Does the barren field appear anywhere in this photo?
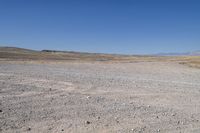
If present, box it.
[1,60,200,133]
[0,47,200,133]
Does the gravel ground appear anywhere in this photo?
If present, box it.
[0,61,200,133]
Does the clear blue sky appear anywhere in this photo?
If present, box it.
[0,0,200,54]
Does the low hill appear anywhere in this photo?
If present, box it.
[0,47,37,53]
[0,47,200,68]
[0,47,138,61]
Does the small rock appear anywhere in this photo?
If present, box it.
[87,96,91,99]
[61,129,64,131]
[162,113,165,116]
[147,105,150,108]
[0,110,2,113]
[27,128,31,131]
[86,121,91,124]
[157,129,160,132]
[156,116,159,119]
[97,116,100,120]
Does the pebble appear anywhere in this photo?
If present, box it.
[114,117,118,120]
[122,103,126,106]
[86,121,91,124]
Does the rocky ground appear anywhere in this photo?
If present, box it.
[0,61,200,133]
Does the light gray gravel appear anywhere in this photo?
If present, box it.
[0,61,200,133]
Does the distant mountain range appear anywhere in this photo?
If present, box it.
[155,51,200,56]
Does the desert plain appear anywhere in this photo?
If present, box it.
[0,47,200,133]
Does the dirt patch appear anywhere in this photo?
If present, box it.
[0,61,200,132]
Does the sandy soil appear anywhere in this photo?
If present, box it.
[1,61,200,133]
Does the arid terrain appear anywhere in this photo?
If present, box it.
[0,47,200,133]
